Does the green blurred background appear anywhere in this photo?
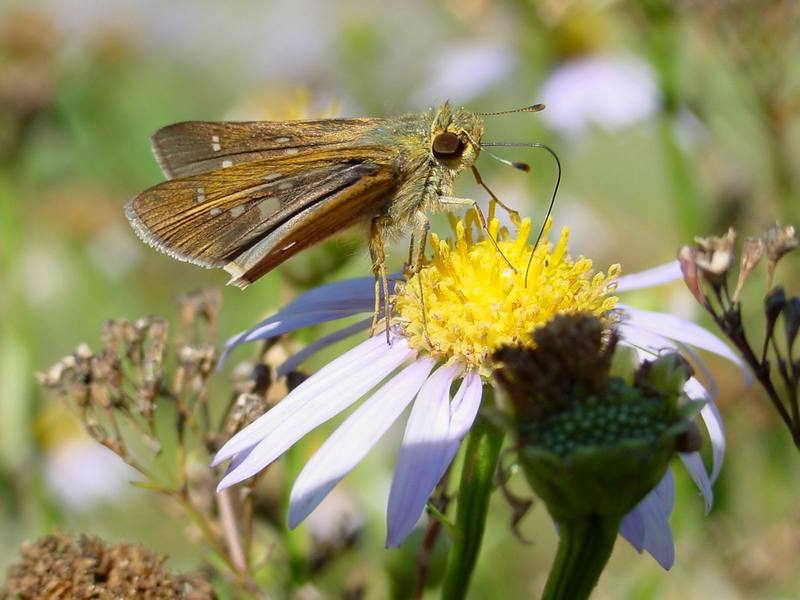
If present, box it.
[1,0,799,598]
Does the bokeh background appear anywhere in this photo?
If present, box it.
[1,0,799,598]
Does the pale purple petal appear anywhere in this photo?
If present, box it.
[219,311,365,366]
[620,470,674,561]
[218,276,399,365]
[620,508,645,552]
[288,357,436,528]
[621,306,743,368]
[214,335,412,483]
[615,261,682,292]
[280,276,384,315]
[441,371,483,468]
[653,469,676,515]
[386,363,463,547]
[277,318,372,377]
[630,474,676,570]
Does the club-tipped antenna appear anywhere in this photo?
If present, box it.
[476,103,546,117]
[480,142,562,287]
[482,148,531,172]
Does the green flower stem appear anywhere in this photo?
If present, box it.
[441,414,504,600]
[541,514,620,600]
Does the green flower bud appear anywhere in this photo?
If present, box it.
[493,313,704,600]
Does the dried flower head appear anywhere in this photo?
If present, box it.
[0,533,212,599]
[765,222,798,288]
[492,313,617,421]
[693,227,737,285]
[730,237,765,302]
[680,223,800,449]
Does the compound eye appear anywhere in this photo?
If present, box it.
[432,132,463,157]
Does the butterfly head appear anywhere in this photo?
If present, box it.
[430,102,483,172]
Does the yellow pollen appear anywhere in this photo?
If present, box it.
[394,211,620,374]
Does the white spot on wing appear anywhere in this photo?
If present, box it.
[229,205,246,218]
[275,137,291,143]
[258,197,281,218]
[195,187,206,203]
[283,148,299,155]
[222,159,233,168]
[210,207,222,216]
[211,135,221,152]
[278,182,293,191]
[281,241,297,252]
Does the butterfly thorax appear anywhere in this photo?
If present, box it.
[362,102,484,238]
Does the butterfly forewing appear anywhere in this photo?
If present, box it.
[151,119,385,178]
[126,145,401,280]
[225,163,399,287]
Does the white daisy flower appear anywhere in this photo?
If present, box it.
[212,214,742,568]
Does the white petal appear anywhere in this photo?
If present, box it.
[679,343,719,398]
[218,342,413,490]
[618,323,676,357]
[223,445,255,479]
[679,452,713,514]
[684,376,725,484]
[277,318,372,377]
[441,371,483,468]
[288,357,436,528]
[621,305,743,368]
[214,335,412,484]
[386,363,463,547]
[615,261,682,292]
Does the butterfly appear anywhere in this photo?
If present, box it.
[125,101,552,332]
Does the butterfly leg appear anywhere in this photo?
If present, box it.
[409,210,432,345]
[439,196,518,273]
[471,166,521,226]
[369,218,392,345]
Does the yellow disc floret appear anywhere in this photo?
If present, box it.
[394,211,620,373]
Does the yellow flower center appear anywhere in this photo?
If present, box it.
[394,211,620,374]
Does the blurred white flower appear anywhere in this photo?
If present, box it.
[45,439,136,510]
[540,54,660,138]
[20,243,70,306]
[85,224,141,281]
[411,41,517,107]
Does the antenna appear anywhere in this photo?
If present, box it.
[476,103,546,117]
[480,142,562,287]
